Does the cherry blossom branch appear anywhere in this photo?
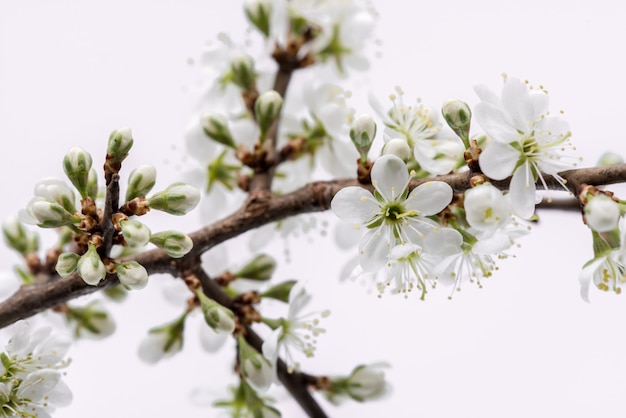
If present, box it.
[193,267,329,418]
[0,164,624,328]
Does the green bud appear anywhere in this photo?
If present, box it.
[55,252,80,277]
[259,279,297,303]
[120,219,151,247]
[126,164,157,201]
[107,127,134,162]
[235,254,276,281]
[196,288,236,334]
[34,178,77,214]
[350,114,377,162]
[115,261,148,290]
[244,0,272,37]
[2,216,38,255]
[22,198,80,228]
[86,168,99,200]
[63,146,93,198]
[230,53,257,91]
[148,182,200,216]
[442,99,472,146]
[66,300,116,340]
[76,243,106,285]
[150,230,193,258]
[597,151,624,167]
[238,335,273,393]
[138,313,187,364]
[255,90,283,142]
[382,138,411,162]
[202,113,237,149]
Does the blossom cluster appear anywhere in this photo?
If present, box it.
[0,322,72,417]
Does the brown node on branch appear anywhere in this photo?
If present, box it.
[280,137,306,161]
[357,159,373,184]
[24,252,42,275]
[44,247,62,275]
[119,197,150,217]
[103,154,123,184]
[242,87,260,115]
[464,139,482,173]
[214,271,237,287]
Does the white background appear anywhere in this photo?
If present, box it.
[1,1,626,417]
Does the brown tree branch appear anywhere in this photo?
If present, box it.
[193,267,329,418]
[0,164,625,329]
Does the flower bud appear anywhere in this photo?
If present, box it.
[324,363,390,404]
[76,243,106,285]
[107,127,134,162]
[597,151,624,167]
[201,113,237,149]
[230,53,257,91]
[196,289,236,334]
[236,254,276,281]
[148,182,200,215]
[63,146,93,198]
[125,164,157,201]
[585,194,620,232]
[86,168,99,200]
[150,230,193,258]
[464,183,509,232]
[55,252,80,277]
[120,219,151,247]
[20,198,80,228]
[259,280,297,303]
[2,216,38,255]
[244,0,272,37]
[138,313,186,364]
[66,300,116,340]
[238,335,273,393]
[350,114,377,162]
[255,90,283,141]
[34,178,77,214]
[442,99,472,144]
[382,138,411,161]
[115,261,148,290]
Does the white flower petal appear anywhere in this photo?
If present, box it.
[359,228,390,272]
[371,155,408,202]
[509,164,537,219]
[331,187,378,224]
[479,141,520,180]
[405,181,452,216]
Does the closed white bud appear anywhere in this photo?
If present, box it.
[230,53,257,91]
[350,114,377,161]
[150,230,193,258]
[120,219,151,247]
[148,182,200,215]
[255,90,283,139]
[346,363,389,401]
[382,138,411,161]
[115,261,149,290]
[21,198,79,228]
[55,252,80,277]
[585,194,621,232]
[464,183,510,232]
[597,151,624,167]
[34,178,77,213]
[201,113,237,149]
[125,164,157,201]
[76,244,106,285]
[197,289,235,334]
[244,0,272,37]
[238,336,273,393]
[107,127,134,161]
[63,147,93,198]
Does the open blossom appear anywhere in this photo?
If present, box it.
[0,321,72,417]
[331,154,453,271]
[474,76,580,218]
[262,283,329,375]
[369,88,464,175]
